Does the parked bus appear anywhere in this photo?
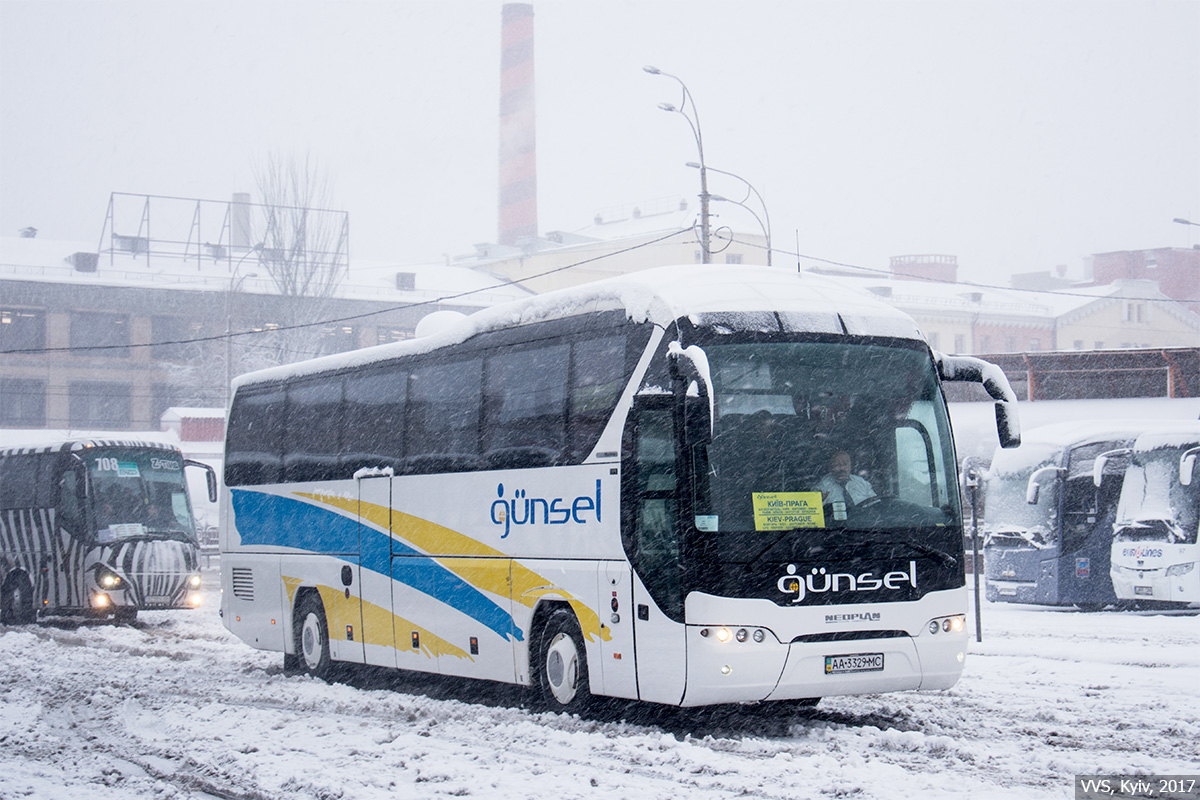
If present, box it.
[981,422,1152,608]
[220,265,1019,709]
[0,438,217,623]
[1109,424,1200,606]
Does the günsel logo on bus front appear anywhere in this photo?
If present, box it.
[776,561,918,604]
[490,480,602,539]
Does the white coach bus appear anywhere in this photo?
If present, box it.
[220,265,1020,710]
[0,438,216,623]
[1109,423,1200,606]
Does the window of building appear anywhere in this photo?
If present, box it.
[1073,340,1084,350]
[1094,341,1105,349]
[1,308,46,353]
[979,335,992,352]
[1004,337,1016,352]
[151,315,201,361]
[1030,339,1041,351]
[69,381,132,428]
[927,332,939,349]
[70,312,131,358]
[953,334,966,353]
[0,378,46,426]
[724,253,743,265]
[319,324,358,355]
[376,327,412,345]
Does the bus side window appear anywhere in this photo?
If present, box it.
[633,405,681,618]
[57,467,85,535]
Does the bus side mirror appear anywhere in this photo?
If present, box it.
[668,341,714,442]
[186,459,219,503]
[934,352,1021,449]
[1181,448,1199,487]
[1025,466,1063,505]
[1093,448,1131,488]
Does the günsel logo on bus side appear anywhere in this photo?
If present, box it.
[776,561,918,604]
[490,480,602,539]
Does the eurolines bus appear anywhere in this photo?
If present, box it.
[982,421,1154,608]
[0,438,217,623]
[220,265,1020,710]
[1109,423,1200,607]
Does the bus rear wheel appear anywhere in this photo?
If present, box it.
[295,593,332,681]
[1,574,36,625]
[537,608,591,713]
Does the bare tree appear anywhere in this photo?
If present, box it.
[250,152,350,365]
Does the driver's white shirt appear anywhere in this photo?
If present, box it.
[816,474,876,506]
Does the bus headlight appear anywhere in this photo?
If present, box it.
[188,574,202,589]
[93,592,111,608]
[1166,562,1195,577]
[715,627,732,643]
[928,615,965,635]
[98,571,122,589]
[188,593,203,607]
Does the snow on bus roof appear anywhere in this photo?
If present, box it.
[987,419,1200,476]
[234,265,923,389]
[0,436,182,457]
[1131,422,1200,452]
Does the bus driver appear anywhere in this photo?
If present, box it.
[817,450,876,507]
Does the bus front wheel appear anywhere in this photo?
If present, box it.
[537,608,591,713]
[1,574,36,625]
[295,593,332,681]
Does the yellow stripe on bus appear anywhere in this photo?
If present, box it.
[282,575,472,661]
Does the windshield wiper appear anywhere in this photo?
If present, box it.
[892,539,957,569]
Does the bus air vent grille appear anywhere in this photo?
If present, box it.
[231,567,254,601]
[790,630,907,644]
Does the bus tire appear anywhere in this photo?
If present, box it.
[537,608,591,713]
[295,593,332,681]
[1,573,36,625]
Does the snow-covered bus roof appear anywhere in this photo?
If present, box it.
[1130,422,1200,454]
[987,419,1200,477]
[0,437,184,458]
[234,264,925,389]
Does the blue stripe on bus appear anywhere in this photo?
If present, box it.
[230,489,522,641]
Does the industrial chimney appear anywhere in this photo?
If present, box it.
[498,3,537,247]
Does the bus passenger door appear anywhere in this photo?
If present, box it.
[357,475,396,667]
[627,402,687,706]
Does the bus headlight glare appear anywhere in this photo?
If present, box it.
[715,627,732,643]
[188,574,202,588]
[188,593,202,607]
[93,593,110,608]
[99,572,121,589]
[950,616,965,632]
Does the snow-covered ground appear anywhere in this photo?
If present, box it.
[2,565,1196,800]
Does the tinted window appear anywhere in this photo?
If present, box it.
[283,378,343,482]
[484,344,568,468]
[571,335,626,460]
[408,359,482,471]
[342,368,406,472]
[225,386,285,485]
[70,311,131,358]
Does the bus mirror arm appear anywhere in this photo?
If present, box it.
[934,352,1021,449]
[1093,448,1131,488]
[185,460,219,503]
[1025,466,1064,505]
[668,341,715,440]
[1180,447,1200,487]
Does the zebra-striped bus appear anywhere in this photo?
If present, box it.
[0,438,217,623]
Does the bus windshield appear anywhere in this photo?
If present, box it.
[87,448,198,543]
[982,443,1064,548]
[691,340,960,561]
[1115,445,1200,545]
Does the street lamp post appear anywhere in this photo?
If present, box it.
[644,65,711,263]
[689,162,772,266]
[225,246,261,409]
[1173,217,1200,227]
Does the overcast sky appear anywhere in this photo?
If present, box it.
[2,0,1197,284]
